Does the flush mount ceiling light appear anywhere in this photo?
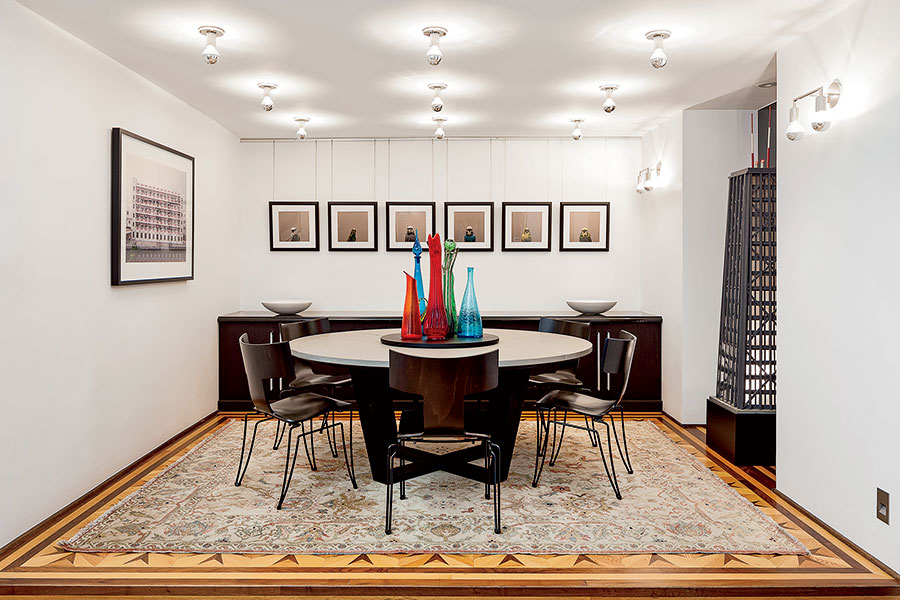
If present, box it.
[645,30,671,69]
[428,83,447,112]
[785,78,842,141]
[599,84,619,113]
[432,116,447,139]
[294,117,310,139]
[198,26,224,65]
[257,83,277,111]
[423,26,448,66]
[570,118,584,140]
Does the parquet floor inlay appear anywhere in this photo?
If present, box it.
[0,412,896,598]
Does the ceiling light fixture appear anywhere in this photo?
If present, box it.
[785,78,842,141]
[257,83,277,111]
[198,26,224,65]
[757,81,777,89]
[570,118,584,140]
[645,30,671,69]
[428,83,447,112]
[423,26,447,66]
[635,172,646,194]
[600,84,619,113]
[294,117,309,139]
[432,116,447,140]
[785,103,804,141]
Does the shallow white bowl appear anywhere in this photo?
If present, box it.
[261,300,312,315]
[566,300,617,315]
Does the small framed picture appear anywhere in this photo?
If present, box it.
[269,202,319,251]
[445,202,494,251]
[501,202,552,251]
[560,202,610,251]
[328,202,378,251]
[385,202,435,251]
[111,128,195,286]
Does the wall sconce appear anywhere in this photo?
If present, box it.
[635,162,663,194]
[785,79,842,141]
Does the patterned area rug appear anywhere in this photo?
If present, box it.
[60,420,806,555]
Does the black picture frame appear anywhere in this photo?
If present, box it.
[559,202,611,252]
[385,201,436,252]
[327,201,378,251]
[444,202,494,252]
[111,127,195,286]
[501,202,552,252]
[269,201,320,251]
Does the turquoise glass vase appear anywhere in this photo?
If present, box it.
[412,231,427,318]
[457,266,483,338]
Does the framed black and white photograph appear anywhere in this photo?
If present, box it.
[445,202,494,251]
[501,202,551,251]
[111,128,194,285]
[327,202,378,251]
[269,202,319,251]
[385,202,435,251]
[560,202,610,251]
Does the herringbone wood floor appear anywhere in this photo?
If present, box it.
[0,412,896,599]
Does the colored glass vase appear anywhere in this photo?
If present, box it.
[457,266,483,338]
[422,233,450,340]
[442,238,459,337]
[412,230,427,318]
[401,272,422,339]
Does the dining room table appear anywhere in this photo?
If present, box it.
[289,327,592,486]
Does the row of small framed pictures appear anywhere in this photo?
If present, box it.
[269,201,610,252]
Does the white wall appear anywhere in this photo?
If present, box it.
[0,0,242,547]
[777,0,899,572]
[239,138,643,313]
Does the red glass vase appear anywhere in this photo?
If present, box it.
[422,233,450,340]
[401,272,422,340]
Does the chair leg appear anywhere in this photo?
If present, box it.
[549,410,568,466]
[322,411,338,458]
[348,411,355,481]
[299,420,317,471]
[399,439,407,500]
[385,443,398,534]
[336,421,358,489]
[591,419,622,500]
[235,416,268,487]
[277,425,302,509]
[585,415,598,447]
[490,442,501,534]
[484,439,490,499]
[610,406,633,474]
[273,419,288,450]
[532,409,552,487]
[535,408,544,457]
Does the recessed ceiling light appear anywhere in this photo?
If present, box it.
[757,81,777,88]
[257,83,277,111]
[645,30,671,69]
[198,26,224,65]
[600,84,619,113]
[428,83,447,112]
[423,26,448,66]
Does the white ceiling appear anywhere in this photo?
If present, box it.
[18,0,854,138]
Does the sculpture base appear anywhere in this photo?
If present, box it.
[380,332,499,349]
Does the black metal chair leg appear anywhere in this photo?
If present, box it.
[385,444,397,534]
[336,422,358,489]
[309,418,317,471]
[532,409,552,487]
[549,410,568,466]
[484,440,490,499]
[610,406,633,474]
[348,411,355,480]
[322,412,338,458]
[585,415,598,447]
[273,419,288,450]
[399,439,407,500]
[490,443,501,534]
[277,426,301,509]
[235,416,267,486]
[298,420,316,471]
[535,409,544,457]
[592,420,622,500]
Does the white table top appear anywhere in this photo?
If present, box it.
[289,328,592,369]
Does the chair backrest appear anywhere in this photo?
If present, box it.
[538,317,590,340]
[599,330,637,405]
[389,350,499,436]
[238,333,296,414]
[280,318,333,342]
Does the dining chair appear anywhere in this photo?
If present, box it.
[385,349,502,534]
[531,331,637,500]
[279,319,353,464]
[236,333,357,510]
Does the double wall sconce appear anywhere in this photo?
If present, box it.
[635,162,663,194]
[785,79,842,141]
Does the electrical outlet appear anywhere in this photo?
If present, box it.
[877,488,889,525]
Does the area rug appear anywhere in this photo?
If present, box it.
[60,420,806,555]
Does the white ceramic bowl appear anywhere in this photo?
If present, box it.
[566,300,617,315]
[261,300,312,315]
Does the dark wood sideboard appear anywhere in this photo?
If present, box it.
[218,310,662,412]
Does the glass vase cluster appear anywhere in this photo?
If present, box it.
[422,233,450,340]
[457,266,483,338]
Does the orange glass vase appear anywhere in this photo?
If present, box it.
[401,272,422,339]
[422,233,450,340]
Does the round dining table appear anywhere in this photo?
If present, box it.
[290,328,592,485]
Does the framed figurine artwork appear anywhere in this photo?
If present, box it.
[501,202,551,251]
[559,202,610,251]
[327,202,378,251]
[111,128,195,285]
[444,202,494,251]
[385,202,435,251]
[269,202,320,251]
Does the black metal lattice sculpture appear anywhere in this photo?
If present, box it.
[714,168,776,410]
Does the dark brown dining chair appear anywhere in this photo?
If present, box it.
[236,333,357,510]
[385,349,501,535]
[532,331,637,500]
[279,319,353,463]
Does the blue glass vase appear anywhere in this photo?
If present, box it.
[412,231,427,319]
[457,266,483,338]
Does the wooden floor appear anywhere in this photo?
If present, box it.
[1,412,896,599]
